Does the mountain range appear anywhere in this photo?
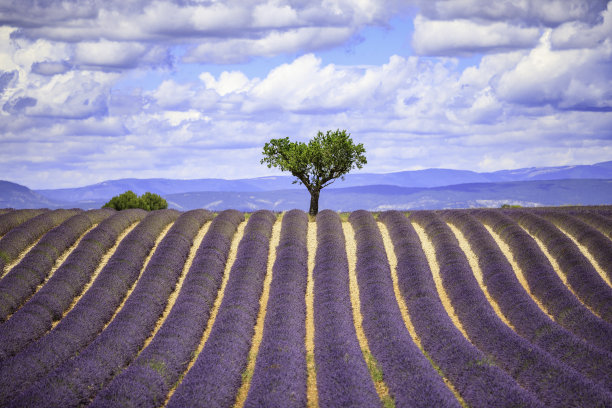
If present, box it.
[1,161,611,211]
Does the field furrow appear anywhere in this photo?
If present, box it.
[166,210,276,408]
[91,210,244,408]
[350,210,463,407]
[541,211,612,286]
[474,209,612,353]
[343,219,394,407]
[312,210,379,408]
[448,210,612,393]
[381,210,541,408]
[0,209,47,239]
[235,213,282,407]
[0,209,179,406]
[8,210,213,407]
[0,209,80,277]
[0,206,609,407]
[305,219,318,408]
[574,211,612,240]
[412,211,612,407]
[510,211,612,323]
[0,209,113,321]
[378,220,467,407]
[243,210,309,408]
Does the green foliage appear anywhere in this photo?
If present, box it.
[261,129,367,215]
[102,190,168,211]
[501,204,522,208]
[139,192,168,211]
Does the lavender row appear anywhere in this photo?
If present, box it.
[379,210,545,408]
[311,210,380,408]
[447,210,612,392]
[0,209,146,360]
[508,210,612,323]
[412,211,612,407]
[0,209,179,406]
[349,210,459,407]
[0,209,81,275]
[539,211,612,283]
[0,209,114,321]
[0,209,46,237]
[167,210,276,408]
[90,209,243,408]
[10,210,213,407]
[474,209,612,354]
[573,211,612,240]
[244,209,309,408]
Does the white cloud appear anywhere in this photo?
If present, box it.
[419,0,608,26]
[412,15,541,56]
[496,30,612,110]
[551,1,612,48]
[199,71,255,96]
[74,41,145,67]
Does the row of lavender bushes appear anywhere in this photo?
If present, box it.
[244,209,309,407]
[446,210,612,393]
[0,209,46,237]
[378,210,542,408]
[412,211,612,407]
[475,209,612,354]
[0,209,146,360]
[508,210,612,323]
[349,210,460,407]
[0,209,81,275]
[0,209,113,321]
[538,211,612,293]
[167,210,276,408]
[312,210,380,407]
[9,210,213,407]
[0,209,179,406]
[91,209,244,407]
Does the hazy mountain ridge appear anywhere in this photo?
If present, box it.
[33,160,612,202]
[1,161,611,210]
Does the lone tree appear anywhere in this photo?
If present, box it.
[261,129,366,216]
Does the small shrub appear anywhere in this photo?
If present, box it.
[103,191,168,211]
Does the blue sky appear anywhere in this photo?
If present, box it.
[1,0,611,189]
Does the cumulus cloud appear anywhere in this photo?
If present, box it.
[496,30,612,111]
[412,0,610,56]
[412,16,541,55]
[418,0,609,26]
[1,0,611,189]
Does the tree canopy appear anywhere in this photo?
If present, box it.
[102,191,168,211]
[261,129,366,215]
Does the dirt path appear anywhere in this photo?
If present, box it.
[447,223,515,330]
[51,221,139,331]
[305,220,319,407]
[412,222,470,341]
[483,225,556,322]
[164,219,247,405]
[233,215,282,408]
[141,221,212,351]
[342,222,393,407]
[378,222,467,407]
[553,224,611,287]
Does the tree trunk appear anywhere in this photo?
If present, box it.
[309,189,320,216]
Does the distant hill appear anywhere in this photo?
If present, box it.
[0,181,64,209]
[33,161,612,203]
[158,179,612,212]
[2,161,611,210]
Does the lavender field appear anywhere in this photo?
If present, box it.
[0,206,611,407]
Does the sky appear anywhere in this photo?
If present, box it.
[1,0,611,189]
